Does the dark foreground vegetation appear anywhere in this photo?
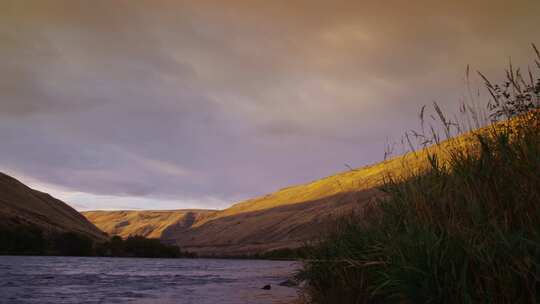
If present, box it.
[258,246,310,260]
[300,45,540,303]
[0,226,194,258]
[200,246,311,260]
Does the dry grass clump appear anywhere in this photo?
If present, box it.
[300,45,540,304]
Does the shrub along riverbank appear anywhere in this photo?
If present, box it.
[0,225,193,258]
[299,47,540,303]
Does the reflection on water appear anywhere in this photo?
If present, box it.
[0,256,299,304]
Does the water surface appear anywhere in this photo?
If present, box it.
[0,256,299,304]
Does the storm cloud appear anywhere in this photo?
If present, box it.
[1,0,539,209]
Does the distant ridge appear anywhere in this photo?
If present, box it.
[82,210,216,239]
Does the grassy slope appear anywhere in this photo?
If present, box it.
[0,172,106,241]
[82,121,489,255]
[168,123,488,255]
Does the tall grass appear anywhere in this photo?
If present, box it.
[299,46,540,303]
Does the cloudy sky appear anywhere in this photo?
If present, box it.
[1,1,539,210]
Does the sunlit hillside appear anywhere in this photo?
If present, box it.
[82,112,531,256]
[82,210,215,239]
[170,114,526,255]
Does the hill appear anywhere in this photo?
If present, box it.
[0,172,106,241]
[168,141,457,255]
[84,131,466,256]
[82,113,512,256]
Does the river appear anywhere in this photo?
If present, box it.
[0,256,300,304]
